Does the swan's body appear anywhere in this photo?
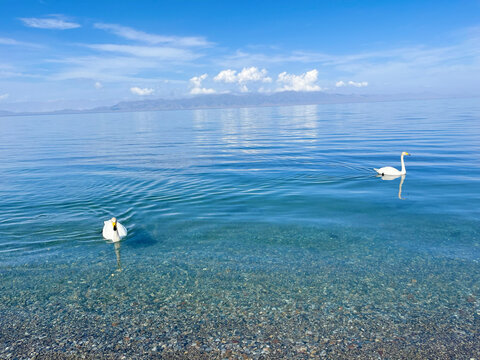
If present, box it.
[102,217,127,242]
[374,152,411,176]
[375,166,403,176]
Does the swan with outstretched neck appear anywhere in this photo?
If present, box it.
[102,217,127,242]
[374,152,411,176]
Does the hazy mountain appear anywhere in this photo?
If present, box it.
[94,91,374,112]
[0,91,447,117]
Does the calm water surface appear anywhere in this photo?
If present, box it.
[0,99,479,358]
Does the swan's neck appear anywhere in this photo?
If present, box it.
[400,154,406,174]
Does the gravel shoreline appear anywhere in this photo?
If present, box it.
[1,225,479,359]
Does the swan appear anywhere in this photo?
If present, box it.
[102,217,127,242]
[374,152,411,176]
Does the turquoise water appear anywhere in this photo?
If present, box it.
[1,99,479,358]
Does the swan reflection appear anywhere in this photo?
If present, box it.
[377,174,406,200]
[111,241,122,272]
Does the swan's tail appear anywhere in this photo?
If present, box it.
[373,168,381,174]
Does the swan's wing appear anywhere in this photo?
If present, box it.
[103,220,113,239]
[117,223,128,238]
[375,167,402,177]
[376,166,399,173]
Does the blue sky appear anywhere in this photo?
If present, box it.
[0,0,479,111]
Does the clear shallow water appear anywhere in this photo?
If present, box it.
[1,99,479,358]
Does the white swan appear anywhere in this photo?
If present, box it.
[102,217,127,242]
[374,152,411,176]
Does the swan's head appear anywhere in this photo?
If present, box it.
[402,152,411,156]
[111,217,117,231]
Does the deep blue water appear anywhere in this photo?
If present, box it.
[0,98,479,358]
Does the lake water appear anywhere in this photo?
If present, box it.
[1,98,479,358]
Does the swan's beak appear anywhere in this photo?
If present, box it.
[405,152,411,156]
[112,221,117,231]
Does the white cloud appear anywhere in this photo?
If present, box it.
[0,62,41,79]
[86,44,198,60]
[0,38,21,45]
[0,37,42,47]
[49,55,159,81]
[237,67,271,83]
[214,67,271,84]
[257,86,272,93]
[213,67,271,92]
[217,34,480,95]
[190,87,216,95]
[0,93,9,100]
[130,87,154,96]
[94,81,103,89]
[348,80,368,87]
[336,80,368,87]
[214,69,237,83]
[189,74,216,95]
[218,50,329,68]
[94,23,211,47]
[19,17,80,30]
[277,69,322,92]
[43,23,207,84]
[4,18,480,107]
[190,73,208,88]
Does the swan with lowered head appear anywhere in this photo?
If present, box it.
[102,217,127,242]
[374,152,411,176]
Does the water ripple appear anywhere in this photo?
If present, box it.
[0,99,479,257]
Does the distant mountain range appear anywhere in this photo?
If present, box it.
[0,91,449,117]
[98,91,374,112]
